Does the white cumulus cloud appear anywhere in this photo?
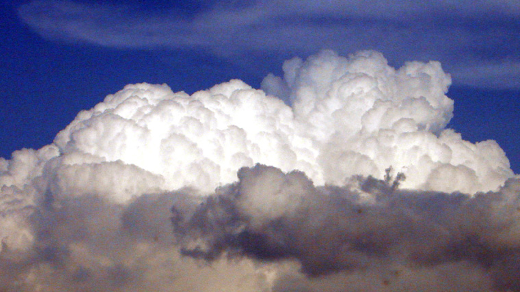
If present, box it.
[0,50,518,291]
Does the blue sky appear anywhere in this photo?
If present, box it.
[1,0,519,173]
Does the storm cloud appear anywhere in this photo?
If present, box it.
[173,164,520,291]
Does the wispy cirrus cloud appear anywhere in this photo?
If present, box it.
[17,0,520,88]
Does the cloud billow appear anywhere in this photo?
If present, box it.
[0,50,518,291]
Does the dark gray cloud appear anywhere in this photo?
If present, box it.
[1,162,520,291]
[17,0,520,88]
[173,164,520,291]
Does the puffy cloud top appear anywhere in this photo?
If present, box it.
[1,50,512,206]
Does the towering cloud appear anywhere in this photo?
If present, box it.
[0,50,518,291]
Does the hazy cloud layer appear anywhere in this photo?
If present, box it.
[17,0,520,88]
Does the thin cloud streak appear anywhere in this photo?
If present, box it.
[17,0,520,88]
